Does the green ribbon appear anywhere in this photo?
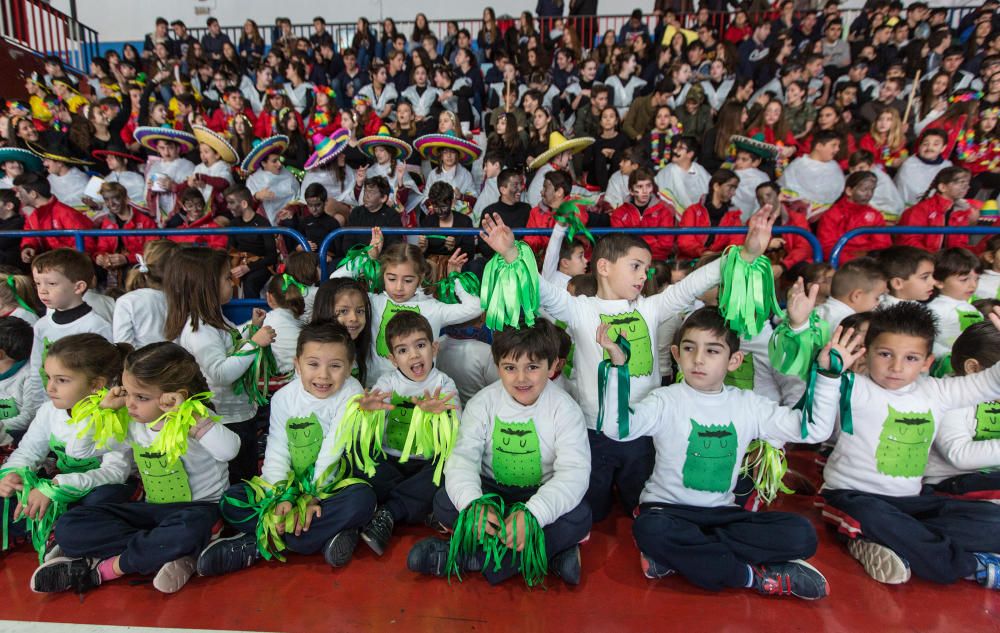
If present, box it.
[930,354,954,378]
[399,403,459,486]
[39,337,51,390]
[553,200,594,245]
[6,276,36,316]
[66,389,130,449]
[446,493,508,582]
[719,247,783,340]
[436,271,481,305]
[0,466,89,562]
[338,244,383,292]
[596,334,632,439]
[332,395,386,477]
[794,349,853,438]
[146,392,219,467]
[280,273,309,297]
[768,312,831,381]
[506,502,547,588]
[233,325,279,406]
[479,241,540,331]
[739,440,793,506]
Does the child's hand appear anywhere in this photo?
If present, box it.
[252,325,276,347]
[447,248,468,274]
[741,204,779,261]
[101,385,127,410]
[188,416,215,440]
[358,389,394,412]
[0,471,23,498]
[988,306,1000,332]
[18,487,52,521]
[818,325,866,373]
[480,213,517,262]
[503,509,528,552]
[413,388,457,414]
[369,227,384,258]
[273,500,293,534]
[251,308,267,327]
[293,499,322,536]
[476,504,501,537]
[417,235,428,251]
[785,277,820,329]
[597,323,627,366]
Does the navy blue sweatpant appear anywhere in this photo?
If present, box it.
[55,501,220,575]
[586,430,655,521]
[932,472,1000,501]
[3,481,135,544]
[364,455,438,524]
[822,488,1000,583]
[633,503,818,591]
[221,482,375,555]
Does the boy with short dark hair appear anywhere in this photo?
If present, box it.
[541,217,588,292]
[0,316,39,444]
[341,176,402,253]
[817,257,888,331]
[611,167,676,261]
[874,245,936,307]
[927,247,984,360]
[893,129,952,206]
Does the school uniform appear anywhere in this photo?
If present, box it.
[924,403,1000,499]
[112,288,167,347]
[261,307,302,375]
[0,359,41,434]
[927,294,984,360]
[435,330,498,405]
[29,303,112,396]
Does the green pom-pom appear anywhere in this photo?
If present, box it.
[768,312,831,380]
[0,467,88,562]
[436,271,481,305]
[146,392,219,466]
[339,244,384,292]
[67,389,130,449]
[446,493,507,581]
[333,395,386,477]
[739,440,793,506]
[480,241,540,330]
[719,246,782,340]
[400,405,459,486]
[223,476,298,561]
[553,199,594,244]
[233,326,279,406]
[506,502,548,587]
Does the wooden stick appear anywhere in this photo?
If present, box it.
[902,69,922,129]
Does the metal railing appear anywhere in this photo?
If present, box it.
[829,226,998,267]
[0,0,100,72]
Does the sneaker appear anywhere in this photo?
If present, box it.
[361,506,395,557]
[323,529,360,568]
[750,560,829,600]
[42,542,63,563]
[552,545,581,586]
[407,537,485,577]
[973,552,1000,589]
[30,557,101,594]
[847,538,911,584]
[640,552,675,579]
[153,556,196,594]
[195,532,261,577]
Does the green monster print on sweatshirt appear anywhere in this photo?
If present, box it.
[0,398,19,420]
[49,436,100,474]
[682,421,738,493]
[958,309,985,332]
[875,406,935,477]
[133,446,192,504]
[491,417,542,488]
[974,402,1000,441]
[375,302,420,358]
[286,414,323,478]
[724,352,755,391]
[385,393,417,453]
[599,310,653,377]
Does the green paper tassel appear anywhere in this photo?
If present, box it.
[233,325,279,406]
[399,405,459,486]
[338,244,383,292]
[739,440,793,506]
[794,350,854,437]
[446,493,507,581]
[480,241,540,330]
[768,312,831,380]
[596,334,632,438]
[553,200,594,244]
[146,392,219,467]
[0,467,89,562]
[223,475,298,561]
[930,354,954,378]
[333,395,386,477]
[39,337,52,390]
[719,246,782,340]
[436,271,481,305]
[506,502,548,588]
[67,389,130,449]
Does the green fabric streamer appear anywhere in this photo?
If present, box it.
[6,276,36,315]
[718,247,782,340]
[67,389,129,449]
[479,241,540,330]
[147,392,219,467]
[506,502,547,587]
[399,404,459,485]
[553,200,595,245]
[794,349,853,437]
[768,313,831,380]
[280,274,309,297]
[223,475,299,561]
[338,245,383,292]
[436,271,481,305]
[233,325,279,406]
[739,440,793,506]
[39,337,52,390]
[446,493,508,581]
[333,395,386,477]
[0,466,89,562]
[931,355,954,378]
[596,334,632,439]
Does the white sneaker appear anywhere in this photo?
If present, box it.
[153,556,197,594]
[847,539,911,584]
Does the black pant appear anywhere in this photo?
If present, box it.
[3,480,135,543]
[821,488,1000,583]
[932,471,1000,501]
[241,267,271,300]
[221,482,375,555]
[633,503,818,591]
[365,455,438,524]
[227,417,260,484]
[586,430,655,521]
[55,501,220,575]
[432,477,592,585]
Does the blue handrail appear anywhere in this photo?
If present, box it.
[829,227,999,267]
[317,226,824,278]
[0,227,312,253]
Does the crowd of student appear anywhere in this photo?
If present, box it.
[0,0,999,603]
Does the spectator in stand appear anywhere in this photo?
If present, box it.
[677,168,744,259]
[201,18,233,66]
[170,20,198,60]
[239,20,266,70]
[817,171,891,263]
[896,166,980,253]
[143,17,172,62]
[14,172,96,261]
[821,20,850,80]
[310,17,335,53]
[737,20,771,81]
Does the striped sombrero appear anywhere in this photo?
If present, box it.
[193,124,239,164]
[134,126,197,154]
[414,132,482,166]
[25,140,93,166]
[240,135,289,173]
[732,135,781,160]
[305,128,350,171]
[358,127,412,161]
[0,147,43,171]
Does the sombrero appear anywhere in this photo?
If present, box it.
[980,199,998,224]
[528,132,594,171]
[730,135,781,161]
[358,127,412,161]
[25,139,93,166]
[92,140,144,164]
[192,124,239,164]
[134,126,197,154]
[51,77,81,95]
[0,147,43,172]
[240,135,289,173]
[414,131,482,166]
[305,128,350,171]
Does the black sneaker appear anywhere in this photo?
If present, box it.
[551,545,581,585]
[407,537,485,577]
[751,560,829,600]
[196,532,261,577]
[30,557,101,594]
[361,506,395,556]
[323,529,360,568]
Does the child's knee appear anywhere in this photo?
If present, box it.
[432,488,459,527]
[778,515,818,557]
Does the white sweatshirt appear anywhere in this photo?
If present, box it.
[112,288,167,347]
[9,306,38,325]
[977,270,1000,301]
[262,307,303,374]
[444,380,590,527]
[541,222,572,292]
[0,361,43,432]
[927,294,982,358]
[924,402,1000,484]
[816,296,854,333]
[436,335,498,405]
[30,307,113,396]
[619,377,838,507]
[83,290,116,325]
[371,366,460,459]
[262,376,364,487]
[176,318,257,425]
[823,364,1000,497]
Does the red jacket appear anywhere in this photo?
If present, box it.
[175,174,233,217]
[21,198,97,254]
[817,197,891,262]
[168,213,228,250]
[96,207,158,263]
[677,201,745,260]
[524,204,590,253]
[895,194,978,252]
[611,199,675,261]
[859,133,908,169]
[775,208,814,270]
[207,107,257,133]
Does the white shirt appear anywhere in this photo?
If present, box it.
[816,296,855,333]
[246,168,300,226]
[30,307,112,396]
[656,162,711,214]
[83,289,115,324]
[145,157,196,220]
[0,360,42,432]
[977,270,1000,301]
[48,168,90,210]
[193,159,234,205]
[435,335,498,405]
[779,156,845,218]
[732,167,770,223]
[106,170,147,206]
[924,403,1000,484]
[927,294,982,358]
[894,157,952,207]
[262,307,303,374]
[176,318,257,425]
[112,288,167,347]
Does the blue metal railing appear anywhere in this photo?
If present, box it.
[829,227,999,267]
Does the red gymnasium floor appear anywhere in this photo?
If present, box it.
[2,452,998,633]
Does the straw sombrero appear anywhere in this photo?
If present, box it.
[528,132,594,171]
[92,140,144,164]
[134,126,197,154]
[414,132,482,166]
[731,135,781,161]
[240,135,289,173]
[358,127,412,161]
[192,124,239,164]
[305,128,350,171]
[25,139,93,166]
[0,147,43,172]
